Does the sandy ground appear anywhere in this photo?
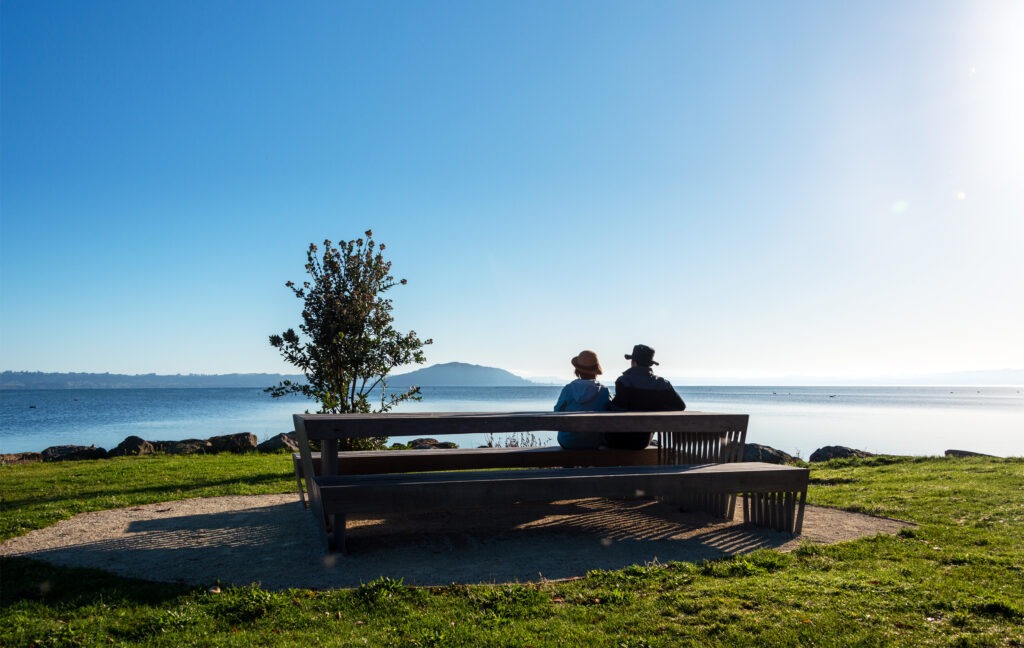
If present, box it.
[0,494,912,591]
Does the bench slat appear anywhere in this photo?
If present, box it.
[300,446,659,475]
[291,446,662,508]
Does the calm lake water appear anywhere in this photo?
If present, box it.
[1,385,1022,457]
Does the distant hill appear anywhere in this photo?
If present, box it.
[387,362,535,387]
[0,371,306,390]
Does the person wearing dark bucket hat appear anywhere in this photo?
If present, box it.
[607,344,686,450]
[624,344,659,367]
[553,350,611,449]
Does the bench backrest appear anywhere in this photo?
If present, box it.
[294,411,748,464]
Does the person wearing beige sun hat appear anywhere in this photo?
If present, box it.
[553,350,611,449]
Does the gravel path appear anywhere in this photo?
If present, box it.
[0,494,912,590]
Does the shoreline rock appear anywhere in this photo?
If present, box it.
[257,433,299,453]
[41,445,109,462]
[809,446,875,462]
[109,435,154,457]
[409,438,460,450]
[945,449,998,458]
[742,443,795,464]
[1,451,42,464]
[153,439,214,455]
[209,433,258,454]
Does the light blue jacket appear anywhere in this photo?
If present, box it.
[554,379,610,449]
[554,379,611,413]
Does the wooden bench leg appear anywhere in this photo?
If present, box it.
[742,491,807,534]
[327,514,347,554]
[794,489,807,534]
[293,455,309,509]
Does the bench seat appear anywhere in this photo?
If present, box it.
[312,462,808,553]
[293,446,660,506]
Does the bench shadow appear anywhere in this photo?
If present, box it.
[3,497,798,590]
[342,498,792,583]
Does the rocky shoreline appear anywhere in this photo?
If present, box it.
[0,433,462,464]
[1,434,997,465]
[1,432,290,464]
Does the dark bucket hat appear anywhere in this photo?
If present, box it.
[625,344,658,366]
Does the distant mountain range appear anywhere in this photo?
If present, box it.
[2,365,1020,389]
[0,371,307,390]
[0,364,540,389]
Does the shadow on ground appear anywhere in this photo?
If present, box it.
[0,494,911,590]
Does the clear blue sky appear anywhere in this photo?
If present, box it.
[2,1,1022,382]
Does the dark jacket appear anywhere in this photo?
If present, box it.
[611,366,686,412]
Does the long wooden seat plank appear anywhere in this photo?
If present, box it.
[292,447,660,506]
[315,462,808,552]
[324,446,657,472]
[319,463,807,511]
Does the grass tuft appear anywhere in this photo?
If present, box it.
[355,576,408,607]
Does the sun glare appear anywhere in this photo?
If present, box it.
[963,2,1024,181]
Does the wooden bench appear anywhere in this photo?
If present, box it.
[293,411,808,553]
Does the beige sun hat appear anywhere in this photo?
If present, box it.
[571,350,603,375]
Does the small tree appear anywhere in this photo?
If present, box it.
[267,230,431,449]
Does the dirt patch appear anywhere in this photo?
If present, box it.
[0,494,912,590]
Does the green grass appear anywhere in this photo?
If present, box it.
[0,454,296,541]
[2,454,1022,646]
